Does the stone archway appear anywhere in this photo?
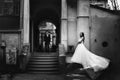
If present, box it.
[30,0,61,52]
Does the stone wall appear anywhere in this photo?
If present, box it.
[90,6,120,66]
[0,33,20,64]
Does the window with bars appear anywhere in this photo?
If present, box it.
[0,0,20,16]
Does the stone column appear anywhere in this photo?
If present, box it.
[67,4,77,46]
[77,0,90,49]
[23,0,30,44]
[19,0,30,70]
[22,0,30,59]
[59,0,68,73]
[20,0,24,50]
[61,0,68,51]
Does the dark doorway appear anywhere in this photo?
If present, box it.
[37,21,57,52]
[30,0,61,53]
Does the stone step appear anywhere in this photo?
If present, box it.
[28,64,58,68]
[27,52,59,74]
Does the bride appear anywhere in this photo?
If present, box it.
[71,32,110,72]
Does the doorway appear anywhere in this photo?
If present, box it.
[30,0,61,53]
[37,21,57,52]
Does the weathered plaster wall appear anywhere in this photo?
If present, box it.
[67,3,77,46]
[90,7,120,65]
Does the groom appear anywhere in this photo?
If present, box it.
[44,31,51,52]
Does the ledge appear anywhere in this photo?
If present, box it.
[0,30,21,33]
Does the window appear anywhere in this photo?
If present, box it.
[0,1,4,15]
[4,2,14,15]
[0,0,20,16]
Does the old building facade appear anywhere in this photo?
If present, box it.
[0,1,120,79]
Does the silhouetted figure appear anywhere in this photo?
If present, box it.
[44,32,51,52]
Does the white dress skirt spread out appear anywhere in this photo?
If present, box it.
[71,42,110,72]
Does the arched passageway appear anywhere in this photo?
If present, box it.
[30,0,61,53]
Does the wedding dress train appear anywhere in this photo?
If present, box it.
[71,43,110,72]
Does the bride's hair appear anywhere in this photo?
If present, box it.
[80,32,85,42]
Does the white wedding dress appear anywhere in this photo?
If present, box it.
[71,42,110,72]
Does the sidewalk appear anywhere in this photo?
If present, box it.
[12,74,65,80]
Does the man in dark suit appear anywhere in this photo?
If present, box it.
[44,31,51,52]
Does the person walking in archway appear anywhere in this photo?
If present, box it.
[44,31,51,52]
